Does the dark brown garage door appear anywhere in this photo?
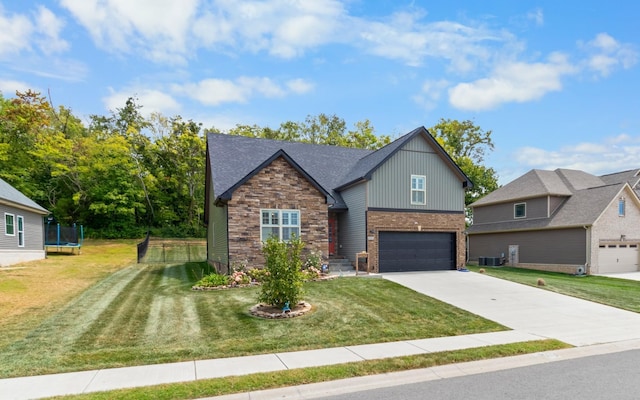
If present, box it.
[379,231,456,272]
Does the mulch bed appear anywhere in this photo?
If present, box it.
[249,301,312,319]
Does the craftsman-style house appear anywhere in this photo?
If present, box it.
[205,127,472,273]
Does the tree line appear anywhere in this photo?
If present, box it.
[0,90,497,238]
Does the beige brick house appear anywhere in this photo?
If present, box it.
[205,127,472,273]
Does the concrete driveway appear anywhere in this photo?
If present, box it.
[384,271,640,346]
[598,272,640,281]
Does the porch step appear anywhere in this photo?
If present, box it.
[327,258,354,272]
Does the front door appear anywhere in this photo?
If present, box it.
[328,213,337,256]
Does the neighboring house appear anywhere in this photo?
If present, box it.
[0,178,49,267]
[205,127,472,274]
[467,168,640,275]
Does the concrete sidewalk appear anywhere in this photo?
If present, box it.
[0,330,542,400]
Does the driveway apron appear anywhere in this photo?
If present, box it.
[384,271,640,346]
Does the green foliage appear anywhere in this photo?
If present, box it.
[195,273,231,288]
[225,113,391,150]
[259,236,305,308]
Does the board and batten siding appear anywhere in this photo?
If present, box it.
[0,204,44,251]
[338,182,367,264]
[368,136,465,211]
[207,188,229,269]
[469,228,587,265]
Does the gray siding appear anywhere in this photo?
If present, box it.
[338,183,367,263]
[207,185,229,267]
[473,196,550,224]
[469,228,586,264]
[549,196,566,215]
[368,136,465,211]
[0,204,44,251]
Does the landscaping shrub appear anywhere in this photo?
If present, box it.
[195,273,230,288]
[259,235,304,308]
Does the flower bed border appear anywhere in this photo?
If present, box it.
[249,301,312,319]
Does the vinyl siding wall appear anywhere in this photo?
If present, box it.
[368,136,465,212]
[206,185,229,271]
[338,183,367,264]
[0,204,44,251]
[469,228,587,265]
[473,196,551,224]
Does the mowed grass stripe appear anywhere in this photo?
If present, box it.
[0,266,144,376]
[77,265,160,348]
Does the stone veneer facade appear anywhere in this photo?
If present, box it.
[226,156,329,269]
[366,210,466,273]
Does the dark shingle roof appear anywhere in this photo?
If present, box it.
[207,127,471,210]
[207,133,372,209]
[0,178,48,214]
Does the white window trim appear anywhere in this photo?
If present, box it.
[260,209,301,241]
[411,175,426,205]
[618,198,626,217]
[17,215,24,247]
[4,213,15,236]
[514,203,526,219]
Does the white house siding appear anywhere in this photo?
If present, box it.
[368,136,465,212]
[338,183,367,264]
[590,186,640,274]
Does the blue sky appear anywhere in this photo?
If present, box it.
[1,1,638,184]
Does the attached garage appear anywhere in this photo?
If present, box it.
[597,243,639,273]
[378,231,456,272]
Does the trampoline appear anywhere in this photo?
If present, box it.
[45,223,84,254]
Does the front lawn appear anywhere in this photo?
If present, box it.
[468,266,640,313]
[0,259,506,378]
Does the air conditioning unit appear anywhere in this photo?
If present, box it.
[478,257,486,266]
[575,265,586,276]
[486,257,502,266]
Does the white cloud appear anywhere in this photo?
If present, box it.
[0,5,33,57]
[527,8,544,26]
[34,6,69,55]
[448,52,577,111]
[103,88,181,118]
[581,33,638,77]
[412,79,449,110]
[356,12,515,71]
[60,0,199,64]
[0,79,33,95]
[172,76,310,106]
[286,78,314,94]
[513,135,640,177]
[0,5,68,58]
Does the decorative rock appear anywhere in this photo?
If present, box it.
[250,301,312,319]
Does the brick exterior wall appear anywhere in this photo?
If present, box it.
[366,210,466,273]
[226,157,329,269]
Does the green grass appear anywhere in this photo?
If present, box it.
[50,339,569,400]
[469,266,640,313]
[0,263,506,378]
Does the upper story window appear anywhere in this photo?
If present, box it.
[514,203,526,219]
[411,175,426,205]
[261,209,300,241]
[5,213,15,236]
[619,198,626,217]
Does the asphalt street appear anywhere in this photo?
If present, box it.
[316,349,640,400]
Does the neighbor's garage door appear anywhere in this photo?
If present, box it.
[598,243,639,273]
[378,231,456,273]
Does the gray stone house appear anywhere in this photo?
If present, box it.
[205,127,472,273]
[0,178,49,267]
[467,168,640,274]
